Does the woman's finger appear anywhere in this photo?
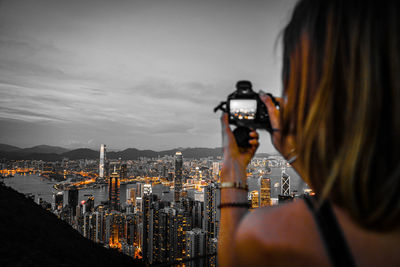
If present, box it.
[249,130,259,140]
[249,139,259,146]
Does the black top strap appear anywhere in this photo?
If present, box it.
[304,196,357,267]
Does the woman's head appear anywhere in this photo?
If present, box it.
[281,0,400,231]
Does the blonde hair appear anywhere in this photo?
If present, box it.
[281,0,400,231]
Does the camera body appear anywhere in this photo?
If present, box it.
[226,80,272,131]
[214,80,276,148]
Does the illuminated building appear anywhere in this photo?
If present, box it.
[105,211,124,249]
[260,178,271,207]
[109,167,121,211]
[203,183,220,254]
[99,144,106,179]
[142,193,153,263]
[186,228,206,267]
[126,188,136,205]
[133,213,142,252]
[250,190,259,209]
[149,202,162,264]
[174,152,183,203]
[174,210,191,261]
[212,162,220,180]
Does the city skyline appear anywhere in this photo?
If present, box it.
[0,0,297,152]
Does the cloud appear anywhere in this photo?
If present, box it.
[0,107,64,122]
[0,0,295,152]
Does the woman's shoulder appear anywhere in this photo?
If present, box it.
[234,199,330,266]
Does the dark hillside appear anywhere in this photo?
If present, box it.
[0,183,144,266]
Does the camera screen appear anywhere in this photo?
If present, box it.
[229,99,257,120]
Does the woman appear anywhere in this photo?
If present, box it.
[218,0,400,266]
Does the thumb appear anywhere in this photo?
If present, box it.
[220,113,235,147]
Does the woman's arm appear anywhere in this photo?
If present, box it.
[217,114,259,267]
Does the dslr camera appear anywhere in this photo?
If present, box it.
[214,80,279,147]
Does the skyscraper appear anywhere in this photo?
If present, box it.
[174,209,191,261]
[99,144,106,179]
[174,152,183,203]
[186,228,206,267]
[260,178,271,207]
[109,167,121,211]
[281,172,290,196]
[68,186,79,216]
[203,182,220,255]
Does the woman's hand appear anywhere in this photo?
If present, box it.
[260,93,296,158]
[220,113,259,183]
[260,93,306,181]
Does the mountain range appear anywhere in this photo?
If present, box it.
[0,144,272,161]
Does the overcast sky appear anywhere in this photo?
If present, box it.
[0,0,296,152]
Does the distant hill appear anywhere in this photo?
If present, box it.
[18,145,70,155]
[0,143,273,161]
[0,144,20,152]
[0,183,145,266]
[62,148,99,159]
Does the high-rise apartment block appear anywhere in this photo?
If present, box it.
[260,177,271,207]
[174,152,183,203]
[250,190,259,209]
[186,228,206,267]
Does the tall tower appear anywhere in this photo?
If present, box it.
[260,178,271,207]
[203,182,220,255]
[174,152,183,203]
[281,164,290,195]
[99,144,106,179]
[109,165,120,211]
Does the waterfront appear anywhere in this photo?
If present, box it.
[2,174,176,207]
[2,174,128,207]
[3,167,307,208]
[2,174,57,204]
